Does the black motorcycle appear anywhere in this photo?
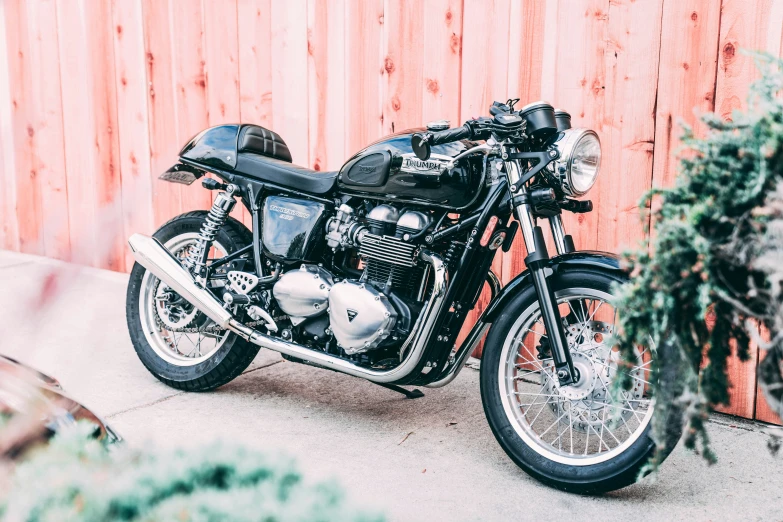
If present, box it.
[125,100,677,493]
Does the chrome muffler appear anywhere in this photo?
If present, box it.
[128,234,234,328]
[128,233,448,384]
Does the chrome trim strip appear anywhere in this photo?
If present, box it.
[129,233,448,384]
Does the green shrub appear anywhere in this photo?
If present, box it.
[615,52,783,462]
[1,423,384,522]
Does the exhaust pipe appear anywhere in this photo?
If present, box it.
[128,233,448,384]
[128,234,233,328]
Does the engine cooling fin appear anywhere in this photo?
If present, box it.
[359,233,419,267]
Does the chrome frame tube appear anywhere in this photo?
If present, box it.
[129,232,448,384]
[426,270,501,388]
[549,214,567,255]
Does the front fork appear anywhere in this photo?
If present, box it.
[506,162,577,386]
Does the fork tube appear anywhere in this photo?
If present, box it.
[549,215,568,255]
[507,161,577,385]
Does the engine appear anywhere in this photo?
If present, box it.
[270,201,431,356]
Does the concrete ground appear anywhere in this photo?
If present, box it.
[0,249,780,521]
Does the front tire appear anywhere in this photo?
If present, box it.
[480,268,681,493]
[126,211,260,392]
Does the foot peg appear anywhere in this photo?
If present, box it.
[228,271,259,294]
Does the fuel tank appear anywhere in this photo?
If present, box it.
[338,129,486,211]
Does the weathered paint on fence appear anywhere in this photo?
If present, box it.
[0,0,780,424]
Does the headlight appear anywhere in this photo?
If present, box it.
[552,128,601,197]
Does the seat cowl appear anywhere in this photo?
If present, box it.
[234,153,337,195]
[180,124,240,171]
[179,124,293,172]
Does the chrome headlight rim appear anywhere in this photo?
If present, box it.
[553,128,601,197]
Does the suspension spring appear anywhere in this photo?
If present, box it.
[443,240,464,271]
[182,185,238,271]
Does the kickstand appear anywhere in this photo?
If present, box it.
[375,382,425,399]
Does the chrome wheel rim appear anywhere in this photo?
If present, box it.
[498,288,654,466]
[139,233,231,366]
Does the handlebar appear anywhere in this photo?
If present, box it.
[411,124,472,161]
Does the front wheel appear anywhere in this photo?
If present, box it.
[480,268,681,493]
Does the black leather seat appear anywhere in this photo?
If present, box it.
[234,153,338,195]
[233,125,337,195]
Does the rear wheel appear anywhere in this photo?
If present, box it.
[480,269,681,493]
[125,212,260,391]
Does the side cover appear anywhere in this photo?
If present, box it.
[262,196,328,263]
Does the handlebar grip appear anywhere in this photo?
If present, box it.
[411,124,472,160]
[430,124,472,145]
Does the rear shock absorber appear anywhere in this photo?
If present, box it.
[182,184,238,277]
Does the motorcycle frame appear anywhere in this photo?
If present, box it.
[168,151,602,389]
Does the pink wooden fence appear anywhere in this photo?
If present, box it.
[0,0,780,424]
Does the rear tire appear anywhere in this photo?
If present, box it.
[480,268,682,493]
[125,212,260,392]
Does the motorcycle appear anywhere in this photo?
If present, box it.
[125,99,678,493]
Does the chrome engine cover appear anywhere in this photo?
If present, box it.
[272,265,333,322]
[328,280,397,355]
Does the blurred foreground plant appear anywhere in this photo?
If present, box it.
[0,422,383,522]
[614,52,783,464]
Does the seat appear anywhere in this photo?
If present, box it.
[233,124,338,195]
[237,124,293,163]
[234,152,338,195]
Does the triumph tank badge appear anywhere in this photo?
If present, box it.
[346,309,358,322]
[399,153,448,176]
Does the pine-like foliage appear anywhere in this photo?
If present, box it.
[0,423,384,522]
[614,53,783,462]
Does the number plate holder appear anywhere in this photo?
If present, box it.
[158,163,204,185]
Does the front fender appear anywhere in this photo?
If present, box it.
[483,250,624,322]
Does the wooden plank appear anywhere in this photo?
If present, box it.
[713,340,760,419]
[0,2,19,251]
[651,0,722,195]
[421,0,463,128]
[238,0,273,128]
[596,0,665,254]
[345,0,385,155]
[83,0,125,272]
[56,0,99,267]
[202,0,251,227]
[4,0,43,255]
[713,0,783,419]
[271,1,309,165]
[715,0,783,122]
[112,0,154,270]
[237,0,272,228]
[307,0,347,171]
[174,0,212,216]
[548,0,610,254]
[459,0,511,122]
[503,0,546,283]
[756,327,782,425]
[141,0,182,227]
[382,0,425,135]
[24,0,70,261]
[459,0,511,356]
